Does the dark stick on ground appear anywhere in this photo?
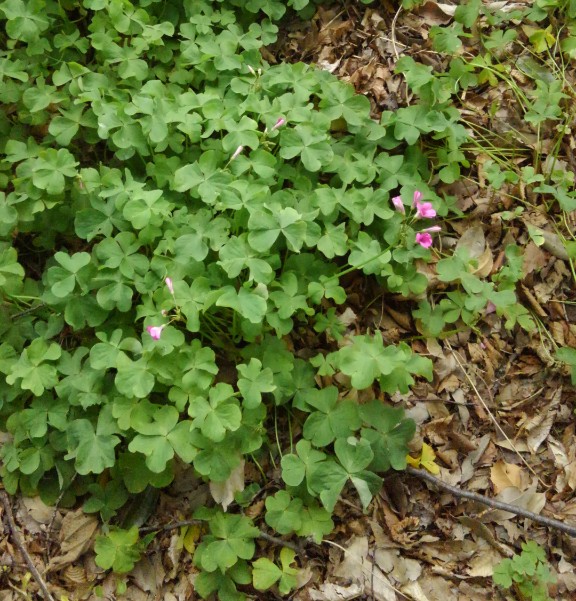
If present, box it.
[140,519,304,554]
[0,491,56,601]
[406,466,576,538]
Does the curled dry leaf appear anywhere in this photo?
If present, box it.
[333,536,396,601]
[209,459,245,512]
[455,225,487,262]
[47,509,98,572]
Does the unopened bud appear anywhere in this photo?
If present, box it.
[230,145,244,161]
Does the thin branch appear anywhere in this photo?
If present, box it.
[139,519,202,533]
[0,491,56,601]
[406,466,576,538]
[257,531,303,555]
[139,520,304,554]
[390,5,402,61]
[45,474,77,563]
[11,304,46,319]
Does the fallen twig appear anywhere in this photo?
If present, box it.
[258,531,303,554]
[0,491,56,601]
[139,519,304,554]
[406,466,576,538]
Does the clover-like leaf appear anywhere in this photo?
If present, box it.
[115,354,155,399]
[189,383,241,442]
[237,358,276,409]
[66,419,120,475]
[265,490,303,535]
[94,526,143,574]
[195,511,259,573]
[301,386,361,447]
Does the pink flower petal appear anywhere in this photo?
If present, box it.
[146,325,165,340]
[391,196,405,214]
[413,190,423,204]
[165,277,174,295]
[421,225,441,233]
[272,117,286,130]
[414,200,436,219]
[415,232,433,248]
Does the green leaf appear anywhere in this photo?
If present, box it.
[279,125,334,172]
[493,559,513,589]
[189,383,241,442]
[94,527,143,573]
[360,401,415,471]
[334,437,373,473]
[1,0,50,42]
[557,347,576,385]
[237,358,276,408]
[115,355,155,399]
[31,149,79,195]
[296,504,333,543]
[216,285,268,324]
[6,339,61,396]
[253,557,282,590]
[247,207,308,253]
[395,57,434,91]
[335,332,399,389]
[454,0,481,27]
[265,490,303,534]
[311,460,348,512]
[66,419,120,475]
[195,511,258,573]
[301,387,361,446]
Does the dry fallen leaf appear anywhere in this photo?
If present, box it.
[490,461,529,494]
[333,536,397,601]
[482,483,546,523]
[209,459,245,511]
[455,225,486,260]
[47,509,98,572]
[308,582,364,601]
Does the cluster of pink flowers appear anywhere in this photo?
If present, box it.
[146,277,174,341]
[391,190,440,249]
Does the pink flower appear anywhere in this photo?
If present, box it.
[414,200,436,219]
[413,190,423,204]
[421,225,441,233]
[391,196,405,214]
[165,277,174,295]
[271,117,286,131]
[415,232,433,248]
[230,145,244,161]
[146,325,165,340]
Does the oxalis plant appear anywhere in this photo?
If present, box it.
[0,0,537,599]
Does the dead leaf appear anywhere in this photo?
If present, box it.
[481,483,546,523]
[333,536,396,601]
[490,461,529,493]
[308,582,364,601]
[209,459,245,511]
[455,225,486,260]
[17,497,55,535]
[461,434,490,483]
[131,554,165,594]
[47,509,98,572]
[465,544,503,577]
[523,387,561,452]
